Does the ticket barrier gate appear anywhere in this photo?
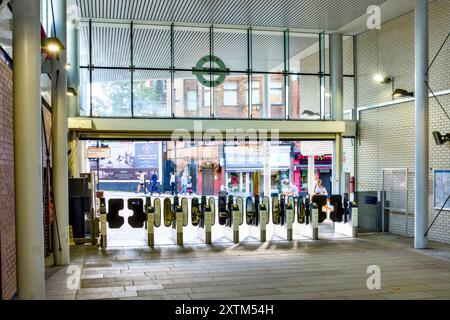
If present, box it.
[145,197,161,247]
[100,197,150,248]
[272,195,295,241]
[192,196,216,244]
[163,196,188,245]
[246,195,270,242]
[293,195,318,240]
[219,195,243,243]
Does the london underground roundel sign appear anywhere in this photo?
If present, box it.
[193,55,230,87]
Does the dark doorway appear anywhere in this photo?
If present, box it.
[202,168,214,195]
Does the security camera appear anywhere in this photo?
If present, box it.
[432,131,450,145]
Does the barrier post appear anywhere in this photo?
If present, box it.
[351,202,359,238]
[259,204,267,242]
[286,204,294,241]
[147,208,154,247]
[176,209,184,246]
[204,206,212,244]
[312,203,319,240]
[232,204,240,244]
[99,198,107,249]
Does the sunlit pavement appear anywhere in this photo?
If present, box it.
[45,234,450,300]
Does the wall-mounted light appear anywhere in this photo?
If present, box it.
[432,131,450,145]
[65,63,72,70]
[67,87,77,97]
[324,91,331,98]
[42,37,65,53]
[373,74,393,84]
[392,88,414,98]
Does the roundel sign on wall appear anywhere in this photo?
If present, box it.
[193,55,230,87]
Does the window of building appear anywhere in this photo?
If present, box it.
[187,90,197,111]
[203,87,211,108]
[223,82,238,106]
[245,80,261,105]
[270,81,283,105]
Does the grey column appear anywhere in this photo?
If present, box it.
[13,0,45,299]
[330,33,344,195]
[414,0,428,249]
[52,0,70,265]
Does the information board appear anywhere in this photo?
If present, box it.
[434,169,450,210]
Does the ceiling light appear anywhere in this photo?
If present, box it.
[392,88,414,98]
[42,37,65,54]
[67,87,77,97]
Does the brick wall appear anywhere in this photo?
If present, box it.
[0,58,16,300]
[356,0,450,243]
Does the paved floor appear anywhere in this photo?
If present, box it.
[45,234,450,300]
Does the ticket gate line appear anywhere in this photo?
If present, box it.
[97,194,359,249]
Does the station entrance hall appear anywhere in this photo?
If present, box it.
[1,0,450,303]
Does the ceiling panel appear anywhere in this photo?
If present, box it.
[76,0,387,31]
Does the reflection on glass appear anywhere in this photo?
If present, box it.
[290,75,321,120]
[214,74,248,119]
[134,71,170,117]
[86,140,339,198]
[173,72,210,118]
[92,70,131,117]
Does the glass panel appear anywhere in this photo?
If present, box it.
[134,25,171,68]
[289,32,320,74]
[291,75,321,120]
[252,30,284,72]
[80,68,91,116]
[40,74,52,107]
[214,74,248,119]
[173,71,210,118]
[324,76,331,120]
[174,27,209,70]
[213,28,247,72]
[251,74,285,119]
[0,5,12,58]
[92,23,130,67]
[79,24,90,66]
[343,36,354,75]
[344,77,355,120]
[133,70,171,117]
[91,68,131,117]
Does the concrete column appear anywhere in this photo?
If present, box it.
[414,0,429,249]
[330,33,344,195]
[52,0,70,265]
[13,0,45,299]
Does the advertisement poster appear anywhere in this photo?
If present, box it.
[90,142,161,180]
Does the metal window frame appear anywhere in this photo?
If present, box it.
[82,21,355,120]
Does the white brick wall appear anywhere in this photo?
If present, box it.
[356,0,450,243]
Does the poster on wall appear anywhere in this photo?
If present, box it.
[90,141,161,180]
[434,169,450,210]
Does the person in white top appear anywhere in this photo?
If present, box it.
[314,179,328,195]
[136,170,148,194]
[170,172,177,195]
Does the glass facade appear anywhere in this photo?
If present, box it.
[85,139,357,198]
[79,22,355,120]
